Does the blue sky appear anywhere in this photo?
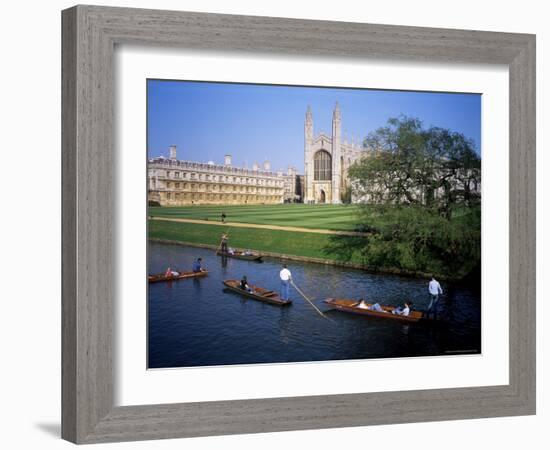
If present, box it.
[147,79,481,172]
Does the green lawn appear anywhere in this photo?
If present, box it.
[148,205,479,280]
[148,204,360,231]
[148,219,363,264]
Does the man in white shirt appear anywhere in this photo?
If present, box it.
[279,264,292,301]
[427,276,443,319]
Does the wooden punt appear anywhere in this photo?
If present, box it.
[223,279,291,306]
[217,250,263,262]
[324,298,428,323]
[148,270,208,283]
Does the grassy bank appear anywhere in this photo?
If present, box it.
[148,220,455,280]
[148,219,339,261]
[149,204,360,231]
[148,204,480,281]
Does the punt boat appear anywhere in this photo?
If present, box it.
[217,250,263,262]
[148,270,208,283]
[324,298,428,323]
[223,279,291,306]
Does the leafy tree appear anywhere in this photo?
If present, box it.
[325,205,480,279]
[350,116,481,220]
[324,116,482,280]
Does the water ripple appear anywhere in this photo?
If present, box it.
[148,243,481,368]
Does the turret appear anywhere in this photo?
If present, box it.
[332,102,342,204]
[169,145,177,160]
[305,105,313,142]
[304,105,314,203]
[224,154,232,166]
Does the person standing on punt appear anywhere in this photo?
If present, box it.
[220,232,229,254]
[279,264,292,301]
[427,276,443,319]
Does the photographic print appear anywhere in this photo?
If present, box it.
[147,80,482,369]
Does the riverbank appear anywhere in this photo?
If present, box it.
[148,219,457,281]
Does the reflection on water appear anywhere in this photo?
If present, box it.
[148,242,481,368]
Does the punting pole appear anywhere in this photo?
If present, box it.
[290,280,331,321]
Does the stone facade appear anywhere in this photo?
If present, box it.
[148,147,287,206]
[304,103,365,204]
[280,166,304,203]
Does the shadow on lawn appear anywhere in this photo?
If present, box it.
[323,232,371,264]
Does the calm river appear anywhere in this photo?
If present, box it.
[148,242,481,368]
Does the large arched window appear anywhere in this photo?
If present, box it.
[314,150,332,181]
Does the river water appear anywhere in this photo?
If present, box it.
[148,242,481,368]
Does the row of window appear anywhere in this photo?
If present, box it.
[164,192,280,202]
[162,182,282,195]
[162,171,283,186]
[152,160,273,176]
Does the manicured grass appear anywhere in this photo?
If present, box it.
[148,204,360,231]
[148,219,361,264]
[148,205,480,280]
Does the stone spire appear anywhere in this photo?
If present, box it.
[332,102,342,204]
[305,105,313,141]
[333,101,341,121]
[304,105,314,203]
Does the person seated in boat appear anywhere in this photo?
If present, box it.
[392,301,412,316]
[240,275,253,293]
[243,249,252,256]
[367,302,387,312]
[192,258,204,273]
[164,267,179,277]
[227,247,235,255]
[357,300,369,309]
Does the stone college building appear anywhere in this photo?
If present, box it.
[304,102,364,204]
[148,103,364,206]
[148,146,303,206]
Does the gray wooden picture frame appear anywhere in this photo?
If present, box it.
[61,4,536,444]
